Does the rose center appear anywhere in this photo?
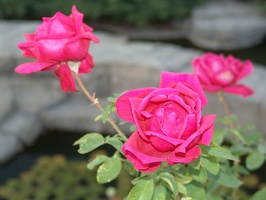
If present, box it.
[145,102,186,137]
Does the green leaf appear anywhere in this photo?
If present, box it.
[250,189,266,200]
[188,165,207,183]
[159,172,178,198]
[243,132,262,145]
[124,160,139,177]
[207,146,238,161]
[206,193,223,200]
[190,158,200,169]
[246,151,265,170]
[128,179,154,200]
[130,125,136,132]
[173,166,192,184]
[185,181,206,200]
[73,133,104,154]
[201,156,219,175]
[233,165,250,175]
[94,114,102,121]
[212,128,226,145]
[216,171,242,188]
[152,185,167,200]
[102,104,113,124]
[97,154,121,184]
[87,155,108,170]
[258,142,266,154]
[177,183,187,195]
[105,137,123,154]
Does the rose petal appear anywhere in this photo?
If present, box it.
[78,54,94,74]
[15,62,57,74]
[160,72,208,107]
[236,60,253,81]
[169,145,201,164]
[223,84,254,97]
[54,63,78,92]
[116,88,156,123]
[122,132,168,172]
[175,114,215,153]
[198,114,216,145]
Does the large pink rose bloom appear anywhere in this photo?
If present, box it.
[15,5,99,92]
[192,52,254,97]
[116,72,216,172]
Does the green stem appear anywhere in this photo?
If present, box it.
[74,72,127,139]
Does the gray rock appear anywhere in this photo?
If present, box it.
[40,96,115,134]
[0,134,22,163]
[0,112,42,146]
[0,77,13,121]
[189,1,266,50]
[11,74,67,113]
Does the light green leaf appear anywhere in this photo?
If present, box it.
[246,151,265,170]
[105,137,123,154]
[201,156,219,175]
[185,181,206,200]
[152,185,167,200]
[233,165,250,175]
[206,193,223,200]
[217,171,242,188]
[207,146,238,161]
[87,155,108,170]
[212,128,226,145]
[73,133,104,154]
[130,125,136,132]
[159,172,178,198]
[188,165,207,183]
[190,158,200,169]
[102,104,113,124]
[124,160,139,177]
[243,132,262,145]
[177,183,187,195]
[97,154,121,184]
[128,179,154,200]
[250,189,266,200]
[258,142,266,154]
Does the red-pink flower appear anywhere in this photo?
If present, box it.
[192,52,254,97]
[116,72,216,172]
[15,5,99,92]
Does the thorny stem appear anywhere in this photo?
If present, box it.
[218,91,234,130]
[218,92,240,200]
[74,72,127,139]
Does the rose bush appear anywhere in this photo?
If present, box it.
[116,71,216,172]
[192,52,254,97]
[15,5,99,92]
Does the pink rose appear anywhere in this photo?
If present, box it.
[116,72,216,172]
[192,52,254,97]
[15,5,99,92]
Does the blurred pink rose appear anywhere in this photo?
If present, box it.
[192,52,254,97]
[15,5,99,92]
[116,72,216,172]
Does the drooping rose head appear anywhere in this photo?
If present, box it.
[116,72,216,172]
[15,5,99,92]
[192,52,254,97]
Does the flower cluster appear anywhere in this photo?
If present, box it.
[16,5,266,200]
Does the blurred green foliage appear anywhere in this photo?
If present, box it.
[255,0,266,15]
[0,155,105,200]
[0,154,133,200]
[0,0,205,26]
